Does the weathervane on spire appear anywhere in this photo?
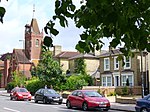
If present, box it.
[33,4,35,18]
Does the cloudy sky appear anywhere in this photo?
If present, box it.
[0,0,110,55]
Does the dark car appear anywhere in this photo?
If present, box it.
[66,90,110,111]
[34,88,63,104]
[10,87,32,101]
[135,94,150,112]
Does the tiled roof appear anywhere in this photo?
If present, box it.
[14,49,31,64]
[69,53,98,60]
[54,51,80,59]
[0,53,12,61]
[99,49,122,57]
[30,18,40,34]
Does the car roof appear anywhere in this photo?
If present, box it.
[74,90,96,92]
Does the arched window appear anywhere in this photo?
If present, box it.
[35,39,39,47]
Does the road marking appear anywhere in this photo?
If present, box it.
[3,107,20,112]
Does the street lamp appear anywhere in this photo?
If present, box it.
[19,40,25,75]
[140,51,144,98]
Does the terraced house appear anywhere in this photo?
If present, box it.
[99,48,149,95]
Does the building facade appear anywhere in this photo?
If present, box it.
[99,49,149,95]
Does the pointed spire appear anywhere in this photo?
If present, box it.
[33,4,35,18]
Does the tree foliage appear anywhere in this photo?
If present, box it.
[44,0,150,56]
[74,58,93,85]
[74,58,86,75]
[32,50,66,89]
[63,74,88,90]
[12,71,26,87]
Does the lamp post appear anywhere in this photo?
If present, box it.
[140,51,144,98]
[19,40,25,75]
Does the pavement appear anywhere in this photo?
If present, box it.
[0,89,136,112]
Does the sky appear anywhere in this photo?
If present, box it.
[0,0,110,55]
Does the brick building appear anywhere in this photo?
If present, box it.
[0,17,43,87]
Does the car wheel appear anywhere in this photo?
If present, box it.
[34,96,38,103]
[82,102,88,111]
[14,96,18,101]
[103,109,109,111]
[35,99,38,103]
[58,102,62,105]
[10,96,12,100]
[141,108,148,112]
[43,97,47,104]
[66,100,72,109]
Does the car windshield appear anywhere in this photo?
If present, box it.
[16,88,28,92]
[44,89,57,94]
[83,91,102,97]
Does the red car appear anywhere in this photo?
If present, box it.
[10,87,32,101]
[66,90,110,111]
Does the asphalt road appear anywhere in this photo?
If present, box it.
[0,96,127,112]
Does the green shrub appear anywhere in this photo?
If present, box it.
[25,77,45,95]
[62,74,88,91]
[108,91,116,96]
[97,89,101,94]
[122,86,129,95]
[6,82,15,92]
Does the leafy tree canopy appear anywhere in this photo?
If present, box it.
[32,49,66,88]
[44,0,150,56]
[74,58,86,75]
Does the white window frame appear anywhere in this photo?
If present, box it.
[114,56,119,70]
[121,73,134,86]
[113,72,120,86]
[102,75,112,86]
[35,39,39,47]
[104,58,110,71]
[124,57,131,69]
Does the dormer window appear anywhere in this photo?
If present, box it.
[35,39,39,47]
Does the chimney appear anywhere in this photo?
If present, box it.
[109,45,115,52]
[53,45,62,56]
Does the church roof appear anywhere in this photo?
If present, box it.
[13,49,31,64]
[30,18,40,34]
[0,53,12,61]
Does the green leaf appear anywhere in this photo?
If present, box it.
[69,4,76,11]
[0,7,6,23]
[44,26,48,34]
[50,28,59,36]
[147,43,150,52]
[55,0,60,8]
[80,33,88,40]
[43,36,53,47]
[78,41,86,47]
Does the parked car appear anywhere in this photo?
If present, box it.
[135,94,150,112]
[34,88,63,104]
[66,90,110,111]
[10,87,32,101]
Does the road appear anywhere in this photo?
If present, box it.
[0,96,126,112]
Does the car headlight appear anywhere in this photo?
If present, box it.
[88,101,100,104]
[28,94,31,97]
[49,97,52,99]
[60,96,63,99]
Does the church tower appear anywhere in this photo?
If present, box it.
[24,6,43,66]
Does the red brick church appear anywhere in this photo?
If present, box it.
[0,17,43,87]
